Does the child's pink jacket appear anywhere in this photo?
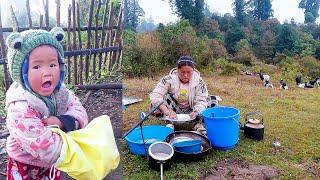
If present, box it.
[5,82,88,168]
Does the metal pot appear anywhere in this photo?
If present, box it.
[165,131,211,161]
[242,112,264,141]
[148,142,174,172]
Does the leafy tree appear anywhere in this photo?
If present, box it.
[233,0,246,24]
[168,0,205,27]
[124,0,145,31]
[224,21,245,54]
[275,23,298,56]
[248,0,273,21]
[136,16,157,33]
[299,0,320,23]
[203,3,212,17]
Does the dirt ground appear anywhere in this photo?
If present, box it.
[0,82,122,179]
[203,159,279,180]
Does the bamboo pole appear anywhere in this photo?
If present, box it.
[85,0,95,82]
[72,0,77,84]
[67,5,71,84]
[92,0,102,76]
[56,0,61,26]
[26,0,32,28]
[76,2,83,85]
[0,5,10,90]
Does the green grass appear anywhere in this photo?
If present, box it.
[123,74,320,179]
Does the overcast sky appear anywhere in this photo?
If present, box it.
[1,0,319,26]
[139,0,320,25]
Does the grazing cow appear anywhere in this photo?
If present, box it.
[259,73,270,82]
[279,79,288,90]
[309,77,320,87]
[295,75,302,85]
[264,80,274,88]
[304,82,314,88]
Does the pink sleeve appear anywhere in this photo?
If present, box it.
[63,89,88,128]
[6,101,62,163]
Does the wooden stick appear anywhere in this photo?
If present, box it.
[0,5,10,90]
[81,90,92,107]
[64,46,120,56]
[56,0,61,26]
[26,0,32,28]
[76,2,83,85]
[72,0,77,85]
[85,0,95,82]
[75,83,122,90]
[67,5,71,84]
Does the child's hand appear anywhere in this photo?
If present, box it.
[42,116,63,129]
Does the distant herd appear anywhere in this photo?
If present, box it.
[240,70,320,90]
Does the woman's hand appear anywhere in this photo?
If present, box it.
[42,116,63,129]
[189,111,199,120]
[164,109,177,119]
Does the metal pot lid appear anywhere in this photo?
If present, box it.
[245,123,264,129]
[248,118,261,124]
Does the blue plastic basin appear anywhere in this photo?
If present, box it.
[125,125,174,156]
[173,139,202,153]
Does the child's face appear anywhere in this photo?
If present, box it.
[28,45,60,96]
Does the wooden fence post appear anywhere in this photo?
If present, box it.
[0,5,10,90]
[85,0,95,82]
[72,0,78,84]
[99,0,109,73]
[76,2,83,85]
[10,5,19,32]
[111,2,124,71]
[93,0,102,76]
[56,0,61,26]
[67,5,71,84]
[26,0,33,28]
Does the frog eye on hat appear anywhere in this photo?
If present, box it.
[6,33,23,49]
[50,27,65,42]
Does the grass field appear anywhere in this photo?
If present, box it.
[123,73,320,179]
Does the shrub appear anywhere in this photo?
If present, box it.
[278,57,303,83]
[213,58,242,75]
[299,56,320,78]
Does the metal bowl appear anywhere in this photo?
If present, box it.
[165,131,212,161]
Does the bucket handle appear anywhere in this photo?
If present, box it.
[245,111,264,124]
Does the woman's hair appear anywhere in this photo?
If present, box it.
[177,55,195,69]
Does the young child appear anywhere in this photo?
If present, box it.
[5,27,88,180]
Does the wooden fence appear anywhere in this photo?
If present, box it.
[0,0,124,90]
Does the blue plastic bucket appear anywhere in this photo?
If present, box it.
[125,125,174,156]
[202,106,240,150]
